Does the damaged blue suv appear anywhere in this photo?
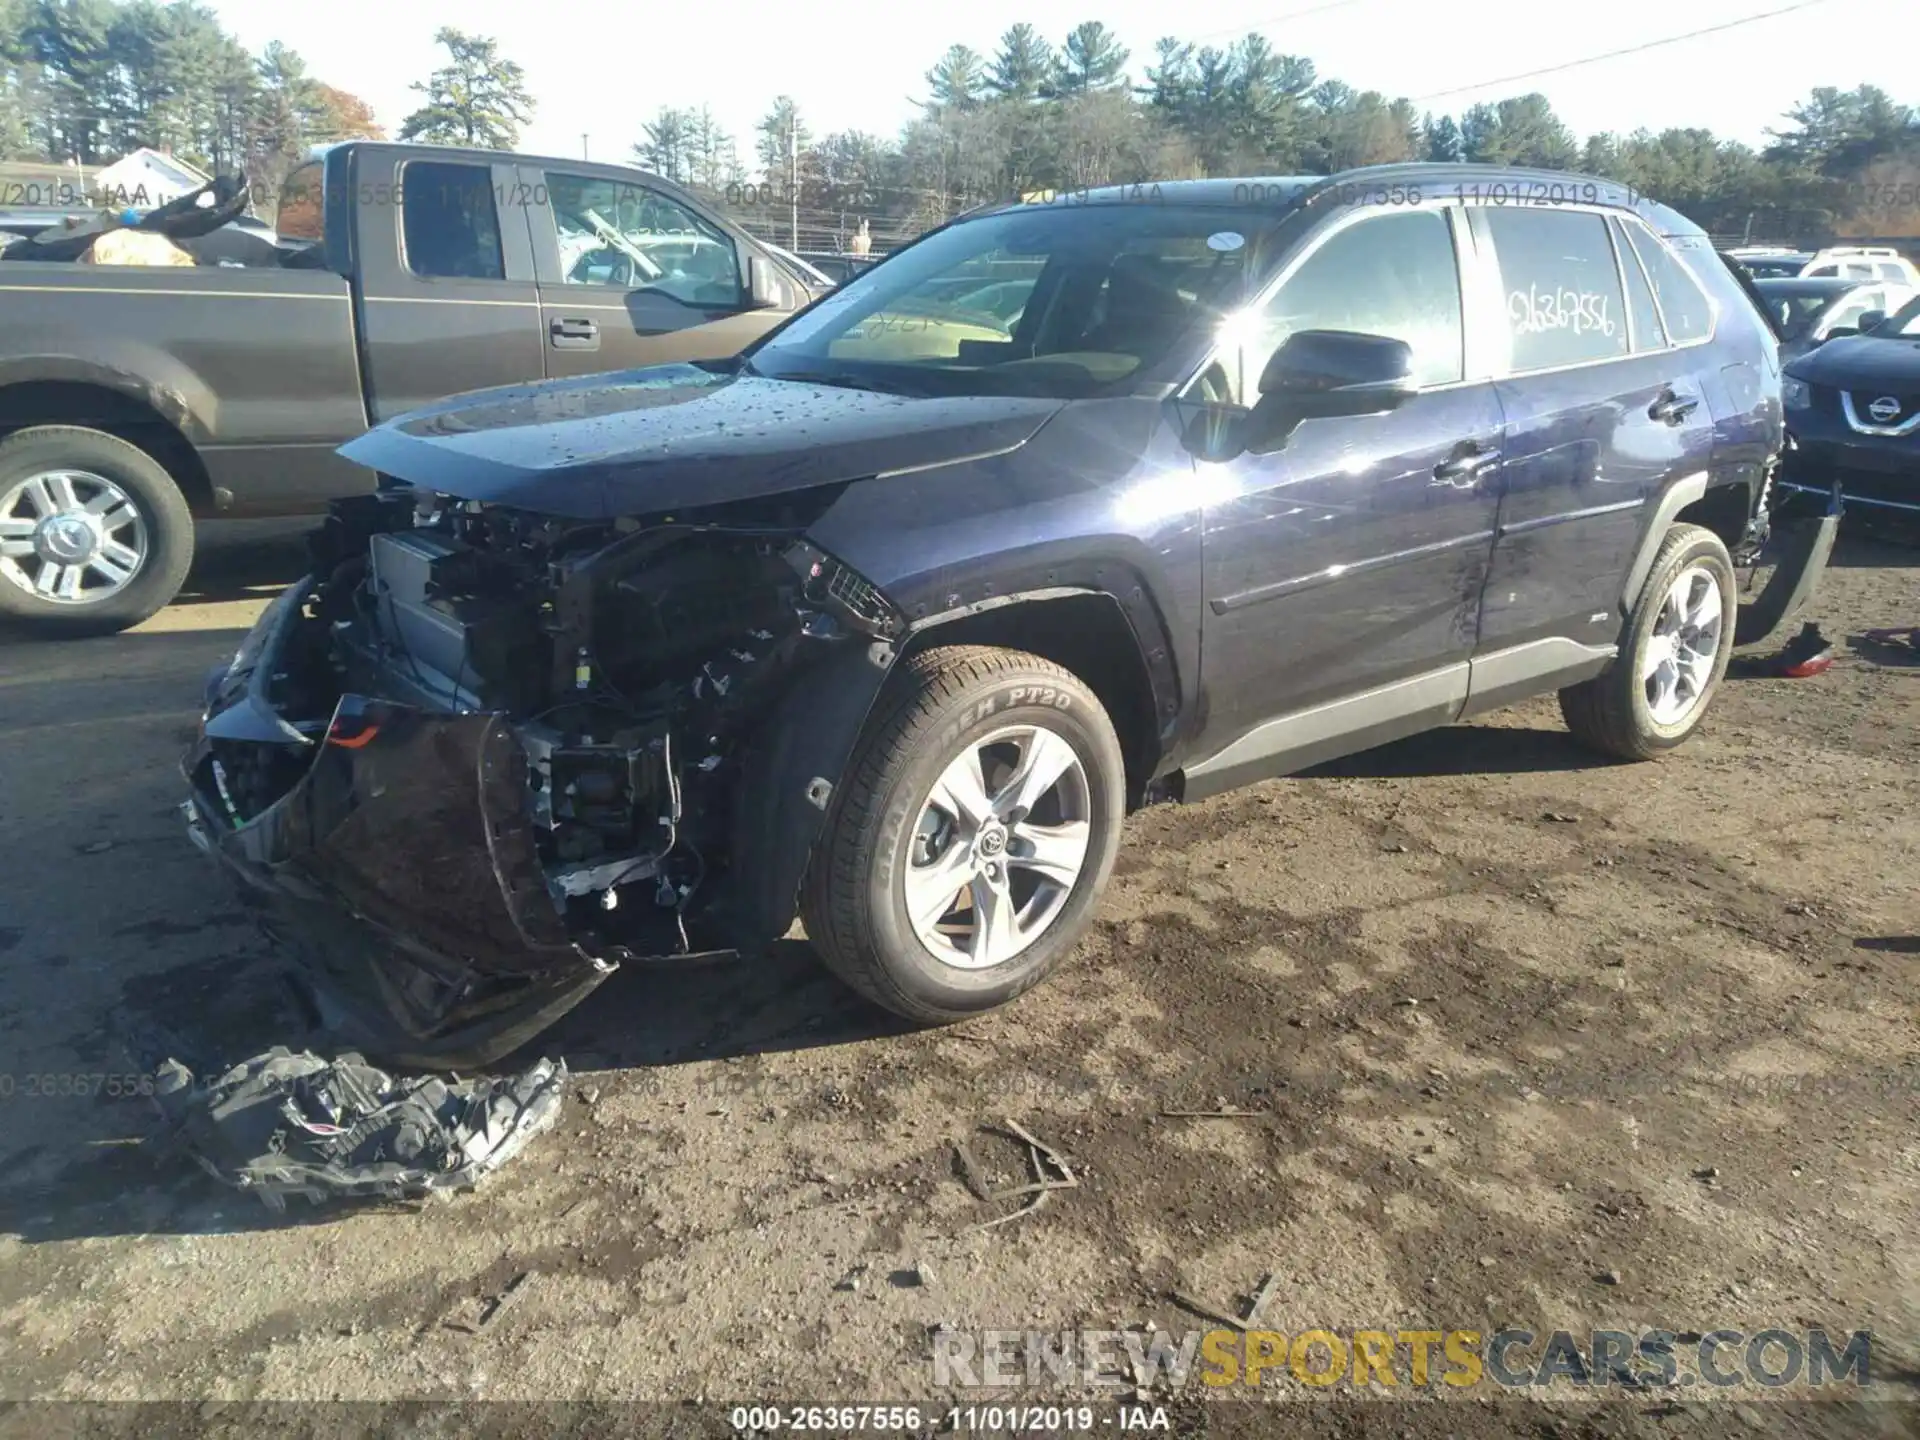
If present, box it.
[186,165,1820,1065]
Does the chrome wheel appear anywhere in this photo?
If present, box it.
[0,470,149,605]
[1643,563,1723,726]
[904,724,1092,970]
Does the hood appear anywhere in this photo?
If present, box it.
[1785,333,1920,389]
[339,363,1064,519]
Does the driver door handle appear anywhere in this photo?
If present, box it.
[550,316,600,350]
[1432,442,1500,488]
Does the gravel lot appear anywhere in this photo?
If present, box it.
[1,520,1915,1436]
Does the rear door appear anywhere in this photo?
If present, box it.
[523,163,803,378]
[1470,204,1715,679]
[350,151,546,423]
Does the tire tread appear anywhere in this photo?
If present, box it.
[801,645,1096,1022]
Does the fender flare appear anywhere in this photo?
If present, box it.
[722,638,900,950]
[1620,470,1708,610]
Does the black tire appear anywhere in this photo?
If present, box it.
[1560,522,1736,761]
[0,425,195,637]
[801,644,1126,1024]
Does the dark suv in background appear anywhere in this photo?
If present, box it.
[185,165,1803,1065]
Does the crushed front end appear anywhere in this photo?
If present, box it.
[184,487,902,1067]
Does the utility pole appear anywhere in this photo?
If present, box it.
[582,133,590,160]
[788,120,799,250]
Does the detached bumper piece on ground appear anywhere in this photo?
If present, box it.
[152,1046,567,1212]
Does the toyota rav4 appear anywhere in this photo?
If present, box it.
[184,165,1823,1066]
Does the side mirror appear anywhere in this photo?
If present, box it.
[746,253,783,309]
[1857,309,1887,334]
[1244,330,1417,450]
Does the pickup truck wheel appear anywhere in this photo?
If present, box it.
[1559,522,1736,760]
[801,645,1126,1024]
[0,426,194,636]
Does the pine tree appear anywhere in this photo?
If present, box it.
[987,24,1053,102]
[1054,21,1128,97]
[399,28,533,149]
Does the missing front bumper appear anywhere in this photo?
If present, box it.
[185,695,615,1069]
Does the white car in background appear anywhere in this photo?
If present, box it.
[1727,244,1919,286]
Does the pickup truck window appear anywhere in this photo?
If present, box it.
[1233,208,1464,399]
[542,171,741,307]
[276,161,325,244]
[1482,207,1629,372]
[401,161,506,281]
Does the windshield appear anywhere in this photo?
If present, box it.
[1755,284,1855,338]
[1869,294,1920,337]
[1740,257,1808,279]
[746,204,1262,398]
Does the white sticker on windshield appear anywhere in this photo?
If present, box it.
[1207,231,1245,252]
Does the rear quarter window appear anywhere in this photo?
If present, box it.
[1622,223,1715,345]
[400,161,506,281]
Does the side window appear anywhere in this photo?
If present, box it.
[1825,290,1880,333]
[275,161,325,244]
[1877,262,1908,282]
[1622,222,1715,345]
[1842,262,1875,280]
[1236,208,1463,401]
[401,161,504,280]
[1610,217,1667,353]
[544,172,741,306]
[1802,262,1836,279]
[1482,208,1628,371]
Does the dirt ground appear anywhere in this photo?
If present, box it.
[0,520,1916,1437]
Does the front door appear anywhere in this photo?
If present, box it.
[1188,203,1506,793]
[525,165,800,379]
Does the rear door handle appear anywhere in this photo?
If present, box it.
[1432,443,1501,488]
[1649,389,1700,424]
[550,316,600,350]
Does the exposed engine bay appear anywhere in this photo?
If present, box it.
[184,486,902,1064]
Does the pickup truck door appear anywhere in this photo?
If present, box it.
[521,163,802,379]
[349,152,546,423]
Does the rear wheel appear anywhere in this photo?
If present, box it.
[1560,522,1736,760]
[0,425,194,636]
[802,645,1126,1023]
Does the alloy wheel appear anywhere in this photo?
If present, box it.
[0,469,149,605]
[1643,563,1724,726]
[903,724,1093,970]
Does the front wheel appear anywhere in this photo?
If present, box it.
[801,645,1127,1023]
[1560,522,1736,760]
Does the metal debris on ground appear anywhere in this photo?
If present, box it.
[1172,1270,1280,1332]
[967,1118,1078,1231]
[151,1046,568,1212]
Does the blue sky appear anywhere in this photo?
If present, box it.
[207,0,1914,168]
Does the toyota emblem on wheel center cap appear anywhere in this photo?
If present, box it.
[1868,395,1903,423]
